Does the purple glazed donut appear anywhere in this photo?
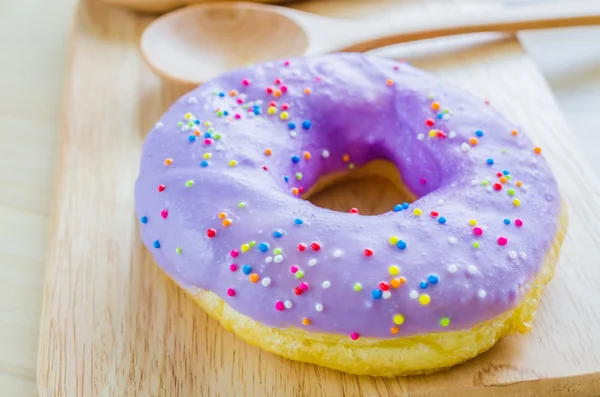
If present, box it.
[135,53,567,376]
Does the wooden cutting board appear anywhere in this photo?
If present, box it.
[37,0,600,395]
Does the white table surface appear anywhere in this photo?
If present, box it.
[1,0,599,396]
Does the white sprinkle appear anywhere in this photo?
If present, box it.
[274,255,283,263]
[417,133,425,141]
[508,251,518,260]
[486,186,493,193]
[521,185,528,192]
[382,290,392,299]
[409,290,419,299]
[215,145,224,151]
[442,114,450,120]
[471,179,479,185]
[448,131,456,139]
[181,125,190,132]
[322,281,331,288]
[284,300,293,309]
[261,278,271,287]
[519,252,527,259]
[315,303,324,312]
[461,142,470,152]
[308,258,317,267]
[478,289,487,298]
[322,149,330,158]
[289,131,297,139]
[448,237,457,245]
[468,265,478,274]
[187,97,198,104]
[154,122,163,129]
[333,249,343,258]
[448,264,458,273]
[437,199,445,206]
[265,256,273,263]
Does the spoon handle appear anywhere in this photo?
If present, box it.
[319,1,600,53]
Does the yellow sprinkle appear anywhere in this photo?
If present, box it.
[229,160,238,167]
[204,121,212,127]
[468,219,477,226]
[419,294,431,305]
[268,106,277,115]
[389,236,399,245]
[241,244,250,253]
[513,198,521,207]
[388,265,400,276]
[184,112,192,120]
[429,129,437,138]
[204,153,212,159]
[280,111,289,120]
[413,208,423,216]
[393,314,405,325]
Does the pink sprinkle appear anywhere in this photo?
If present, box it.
[290,265,298,274]
[315,77,322,82]
[234,114,241,119]
[274,78,282,85]
[300,282,309,290]
[275,301,285,311]
[230,249,239,258]
[236,98,244,104]
[350,333,360,340]
[227,288,235,297]
[266,87,273,94]
[281,103,289,110]
[229,264,238,272]
[283,60,290,67]
[394,65,399,70]
[161,209,168,219]
[420,177,427,184]
[204,138,212,145]
[485,100,490,105]
[473,227,483,236]
[281,85,288,93]
[241,79,250,86]
[497,236,508,246]
[515,219,523,227]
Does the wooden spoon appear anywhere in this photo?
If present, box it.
[141,1,600,85]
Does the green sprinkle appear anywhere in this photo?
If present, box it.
[216,110,223,117]
[472,241,480,249]
[296,172,303,181]
[273,248,282,255]
[481,180,489,186]
[177,121,183,127]
[176,247,182,254]
[440,317,450,327]
[185,180,194,187]
[214,134,221,140]
[238,202,246,208]
[443,108,450,114]
[508,188,515,196]
[295,270,304,279]
[249,241,256,247]
[353,283,362,292]
[187,121,194,127]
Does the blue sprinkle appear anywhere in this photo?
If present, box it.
[294,218,303,225]
[475,130,484,137]
[438,216,447,224]
[140,216,148,224]
[194,120,200,124]
[223,110,229,116]
[428,274,439,284]
[284,176,289,182]
[291,155,301,164]
[436,113,444,119]
[218,92,225,97]
[258,242,269,252]
[200,160,209,167]
[153,240,160,248]
[253,109,260,115]
[242,265,252,274]
[204,132,211,138]
[503,170,510,175]
[402,202,409,209]
[504,218,511,225]
[486,158,494,165]
[393,204,403,212]
[188,135,196,142]
[419,281,428,289]
[288,122,296,130]
[273,229,284,238]
[302,120,312,130]
[371,289,383,299]
[396,240,407,250]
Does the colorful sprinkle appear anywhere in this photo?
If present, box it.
[440,317,450,327]
[227,288,235,297]
[419,294,431,305]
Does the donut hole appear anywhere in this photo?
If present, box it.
[303,159,417,216]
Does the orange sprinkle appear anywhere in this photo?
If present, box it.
[291,187,299,196]
[469,137,478,146]
[390,278,401,289]
[386,79,394,86]
[500,176,508,184]
[218,212,226,219]
[222,219,232,227]
[229,90,237,97]
[274,90,282,98]
[399,276,406,286]
[342,154,350,163]
[302,317,311,325]
[304,88,311,95]
[534,147,542,155]
[511,130,518,136]
[194,130,201,136]
[516,181,523,187]
[303,151,311,160]
[431,102,441,111]
[264,148,272,156]
[249,273,259,283]
[390,326,399,334]
[164,158,173,165]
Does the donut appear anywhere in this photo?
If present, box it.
[135,53,567,376]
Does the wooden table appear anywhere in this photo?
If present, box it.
[1,0,600,396]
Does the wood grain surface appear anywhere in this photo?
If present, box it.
[37,0,600,395]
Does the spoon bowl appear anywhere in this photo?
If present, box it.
[142,1,600,86]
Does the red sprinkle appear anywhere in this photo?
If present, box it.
[294,287,303,295]
[350,333,360,340]
[364,248,373,257]
[379,282,390,291]
[266,87,273,94]
[297,243,307,251]
[311,242,321,251]
[269,101,277,107]
[515,219,523,227]
[158,184,165,192]
[430,211,439,217]
[497,236,508,246]
[207,228,216,238]
[281,103,290,110]
[493,183,502,191]
[350,207,359,214]
[473,227,483,236]
[227,288,235,297]
[436,131,447,138]
[274,78,282,85]
[262,166,268,171]
[425,118,435,127]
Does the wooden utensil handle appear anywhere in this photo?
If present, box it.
[336,1,600,53]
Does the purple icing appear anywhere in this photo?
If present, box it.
[135,53,561,338]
